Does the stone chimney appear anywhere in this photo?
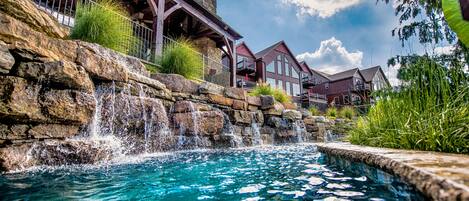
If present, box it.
[194,0,217,14]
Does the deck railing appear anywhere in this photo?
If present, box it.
[33,0,231,87]
[301,92,327,101]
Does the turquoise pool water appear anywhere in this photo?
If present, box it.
[0,145,424,200]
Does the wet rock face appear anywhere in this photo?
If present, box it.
[0,41,14,73]
[172,110,224,136]
[282,110,302,120]
[41,89,96,125]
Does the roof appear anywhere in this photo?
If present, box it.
[327,68,360,81]
[236,42,256,58]
[254,41,284,58]
[311,69,331,80]
[360,66,381,82]
[299,61,313,74]
[254,41,304,72]
[186,0,243,40]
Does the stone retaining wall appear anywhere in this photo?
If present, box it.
[0,0,329,172]
[316,143,469,201]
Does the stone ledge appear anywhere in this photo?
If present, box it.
[316,143,469,201]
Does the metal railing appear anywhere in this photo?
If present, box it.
[301,92,327,101]
[33,0,230,86]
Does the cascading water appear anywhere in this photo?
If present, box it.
[175,102,210,149]
[221,112,244,148]
[251,113,263,146]
[293,120,307,143]
[324,130,336,143]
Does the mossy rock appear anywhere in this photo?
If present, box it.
[443,0,469,46]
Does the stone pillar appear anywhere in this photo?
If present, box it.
[192,37,228,86]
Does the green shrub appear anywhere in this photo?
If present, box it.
[349,58,469,154]
[249,83,291,103]
[71,0,134,53]
[308,106,321,116]
[158,38,203,80]
[326,107,337,118]
[338,106,356,119]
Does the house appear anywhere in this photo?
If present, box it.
[36,0,243,87]
[234,42,258,88]
[254,41,305,102]
[303,65,391,108]
[299,62,328,110]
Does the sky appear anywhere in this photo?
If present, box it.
[216,0,442,86]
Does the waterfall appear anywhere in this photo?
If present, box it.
[137,84,151,153]
[293,120,307,143]
[251,113,263,146]
[324,130,336,143]
[221,112,244,148]
[175,102,210,149]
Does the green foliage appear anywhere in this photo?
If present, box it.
[308,106,321,116]
[326,107,337,118]
[144,63,159,74]
[349,58,469,154]
[71,0,134,53]
[158,38,203,80]
[249,83,291,104]
[443,0,469,46]
[338,106,356,120]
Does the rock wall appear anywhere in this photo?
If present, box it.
[0,0,328,172]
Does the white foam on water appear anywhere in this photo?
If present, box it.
[238,184,266,194]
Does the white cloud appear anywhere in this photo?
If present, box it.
[282,0,363,18]
[296,37,363,74]
[385,64,401,86]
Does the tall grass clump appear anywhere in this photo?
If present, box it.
[308,106,321,116]
[339,106,356,119]
[349,58,469,153]
[249,83,291,103]
[326,107,337,118]
[71,0,134,53]
[158,38,203,80]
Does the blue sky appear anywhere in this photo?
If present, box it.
[217,0,419,85]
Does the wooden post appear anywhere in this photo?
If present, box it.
[231,40,237,87]
[155,0,165,56]
[461,0,469,21]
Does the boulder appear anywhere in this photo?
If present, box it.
[224,87,246,100]
[0,13,77,62]
[232,100,247,110]
[152,73,199,94]
[248,105,259,112]
[306,125,319,132]
[303,117,316,125]
[17,61,94,92]
[128,72,168,91]
[0,124,29,140]
[247,96,262,107]
[199,82,224,95]
[266,116,291,130]
[231,110,253,125]
[0,0,68,38]
[207,94,234,106]
[172,110,224,136]
[312,116,327,123]
[172,101,211,113]
[0,76,45,122]
[264,102,285,116]
[260,95,275,109]
[0,143,34,172]
[76,42,130,82]
[28,124,80,139]
[282,110,302,120]
[40,89,95,125]
[282,102,297,110]
[0,41,14,74]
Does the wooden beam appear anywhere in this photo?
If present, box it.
[147,0,158,16]
[222,37,236,87]
[164,4,181,19]
[461,0,469,21]
[155,0,165,56]
[171,0,235,41]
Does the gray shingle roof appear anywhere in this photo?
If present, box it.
[327,68,359,81]
[360,66,381,82]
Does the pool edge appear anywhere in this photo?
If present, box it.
[315,143,469,201]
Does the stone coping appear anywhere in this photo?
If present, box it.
[315,143,469,201]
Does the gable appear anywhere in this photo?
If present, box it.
[236,43,256,59]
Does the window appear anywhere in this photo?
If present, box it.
[325,82,329,89]
[292,83,300,96]
[277,60,282,75]
[334,97,339,104]
[266,78,276,87]
[285,63,290,76]
[266,62,275,73]
[277,80,284,90]
[292,68,299,79]
[285,82,291,96]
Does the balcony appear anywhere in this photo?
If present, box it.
[301,92,327,103]
[237,79,257,88]
[236,60,256,75]
[352,83,371,92]
[302,76,317,88]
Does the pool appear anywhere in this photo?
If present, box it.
[0,145,424,200]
